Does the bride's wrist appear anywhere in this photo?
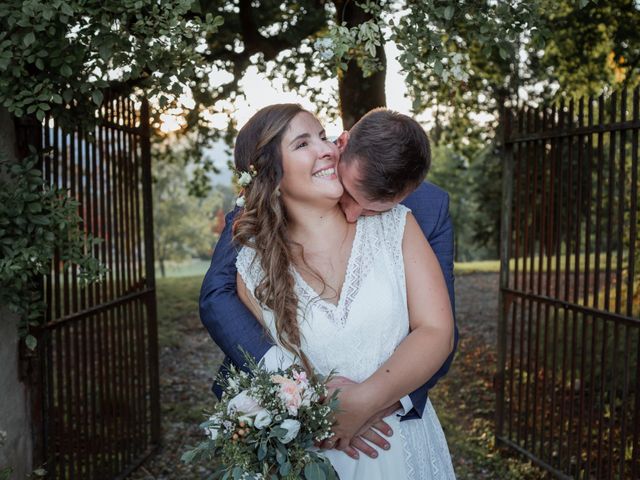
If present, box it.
[356,380,391,413]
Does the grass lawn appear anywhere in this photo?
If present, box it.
[156,275,204,348]
[455,260,501,275]
[155,258,211,279]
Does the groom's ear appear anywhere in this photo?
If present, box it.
[335,131,350,153]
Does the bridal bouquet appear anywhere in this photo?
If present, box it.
[182,358,339,480]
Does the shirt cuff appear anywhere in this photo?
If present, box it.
[260,346,296,372]
[397,395,414,417]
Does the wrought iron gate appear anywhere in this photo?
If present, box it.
[496,88,639,479]
[16,92,160,479]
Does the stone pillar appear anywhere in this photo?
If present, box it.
[0,107,33,479]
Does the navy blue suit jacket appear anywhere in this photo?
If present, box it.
[199,181,458,420]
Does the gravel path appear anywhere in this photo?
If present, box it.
[453,273,499,345]
[131,272,522,479]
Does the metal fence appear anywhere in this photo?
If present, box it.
[496,87,639,479]
[15,91,160,479]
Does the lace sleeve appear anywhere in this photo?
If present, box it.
[235,245,264,295]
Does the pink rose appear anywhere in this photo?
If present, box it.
[293,370,308,385]
[272,375,303,416]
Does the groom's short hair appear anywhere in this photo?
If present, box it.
[342,108,431,201]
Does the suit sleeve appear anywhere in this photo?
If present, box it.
[403,192,458,421]
[199,209,275,366]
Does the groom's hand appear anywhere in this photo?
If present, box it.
[344,402,401,459]
[324,376,400,460]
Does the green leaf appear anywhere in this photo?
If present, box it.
[25,334,37,350]
[444,6,455,20]
[257,443,267,461]
[99,44,112,62]
[23,32,36,47]
[62,88,73,103]
[30,215,50,225]
[279,461,291,476]
[60,64,72,77]
[91,90,104,106]
[434,60,443,76]
[304,463,326,480]
[27,202,42,213]
[60,3,74,16]
[180,449,197,463]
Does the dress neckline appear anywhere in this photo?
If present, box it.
[292,216,364,314]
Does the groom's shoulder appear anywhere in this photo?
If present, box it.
[401,181,449,210]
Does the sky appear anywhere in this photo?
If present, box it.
[230,41,423,137]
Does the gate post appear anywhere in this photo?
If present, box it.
[0,107,34,479]
[140,98,162,446]
[496,104,514,442]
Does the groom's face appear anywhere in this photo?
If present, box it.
[335,130,408,222]
[337,158,405,223]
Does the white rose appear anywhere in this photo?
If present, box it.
[301,387,317,407]
[238,171,253,187]
[278,419,301,444]
[235,196,246,208]
[227,391,262,416]
[254,409,272,429]
[205,425,219,441]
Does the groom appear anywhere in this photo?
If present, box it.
[200,108,458,459]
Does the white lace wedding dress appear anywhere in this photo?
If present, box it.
[236,205,455,479]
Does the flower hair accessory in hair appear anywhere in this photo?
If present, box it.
[235,164,257,207]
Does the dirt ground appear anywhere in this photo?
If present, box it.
[131,272,544,479]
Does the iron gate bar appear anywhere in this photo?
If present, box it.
[497,436,573,480]
[506,119,640,142]
[497,87,639,479]
[15,92,160,479]
[501,289,640,327]
[632,88,640,480]
[36,288,153,332]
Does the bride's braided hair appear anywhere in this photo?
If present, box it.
[232,103,314,374]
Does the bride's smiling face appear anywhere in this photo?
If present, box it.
[278,112,343,205]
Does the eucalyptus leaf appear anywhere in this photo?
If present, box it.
[444,6,455,20]
[304,463,326,480]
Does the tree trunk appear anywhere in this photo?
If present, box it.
[159,257,166,278]
[334,0,387,129]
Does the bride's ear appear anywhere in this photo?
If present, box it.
[335,131,349,153]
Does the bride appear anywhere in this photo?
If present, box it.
[232,104,455,479]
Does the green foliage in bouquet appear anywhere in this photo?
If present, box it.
[0,149,107,349]
[182,356,340,480]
